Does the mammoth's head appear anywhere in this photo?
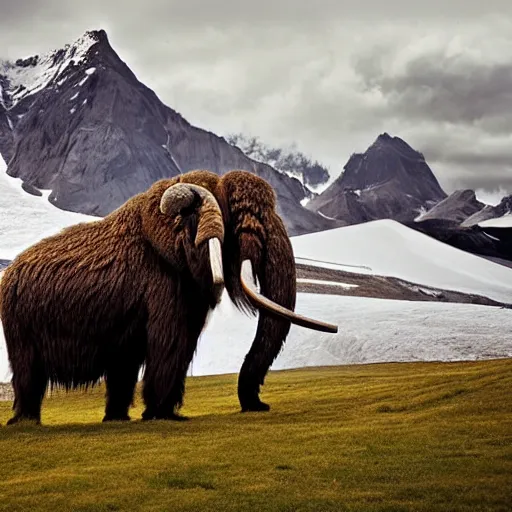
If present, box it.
[158,181,225,304]
[216,169,339,334]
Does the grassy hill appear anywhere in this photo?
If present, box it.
[0,359,511,512]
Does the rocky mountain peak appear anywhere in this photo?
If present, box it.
[0,29,338,236]
[373,132,420,155]
[306,133,447,226]
[339,133,445,198]
[414,188,485,224]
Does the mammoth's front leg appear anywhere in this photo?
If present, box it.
[141,291,209,421]
[103,357,142,422]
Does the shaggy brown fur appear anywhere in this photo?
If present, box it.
[178,169,297,411]
[0,176,224,424]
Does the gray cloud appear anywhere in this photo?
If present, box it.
[1,1,512,202]
[353,44,512,129]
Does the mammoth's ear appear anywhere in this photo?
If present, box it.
[160,184,200,218]
[157,181,226,296]
[160,183,225,248]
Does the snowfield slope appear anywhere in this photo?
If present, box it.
[291,219,512,304]
[0,154,97,260]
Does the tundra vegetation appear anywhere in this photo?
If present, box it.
[0,359,510,512]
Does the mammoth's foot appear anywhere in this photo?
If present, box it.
[240,398,270,413]
[141,409,189,422]
[238,379,271,413]
[6,413,41,426]
[102,414,131,422]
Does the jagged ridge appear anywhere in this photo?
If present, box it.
[462,195,512,227]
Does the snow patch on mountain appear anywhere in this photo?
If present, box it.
[0,32,98,109]
[414,206,429,222]
[479,212,512,228]
[0,154,98,259]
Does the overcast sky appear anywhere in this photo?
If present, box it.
[1,1,512,203]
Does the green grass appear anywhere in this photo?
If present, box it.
[0,359,511,512]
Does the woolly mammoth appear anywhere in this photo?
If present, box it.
[0,169,336,425]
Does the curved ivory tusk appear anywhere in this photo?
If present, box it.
[240,260,338,333]
[209,237,225,304]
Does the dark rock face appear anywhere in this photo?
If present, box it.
[405,218,509,262]
[416,189,485,224]
[21,182,42,196]
[0,30,336,236]
[462,195,512,227]
[307,133,447,225]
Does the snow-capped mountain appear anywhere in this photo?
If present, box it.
[303,133,511,263]
[0,33,96,112]
[0,30,337,236]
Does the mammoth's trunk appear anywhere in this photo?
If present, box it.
[195,199,226,305]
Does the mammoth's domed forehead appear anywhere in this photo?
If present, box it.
[178,170,220,193]
[220,170,276,210]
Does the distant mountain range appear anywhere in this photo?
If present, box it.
[225,133,330,193]
[0,29,510,262]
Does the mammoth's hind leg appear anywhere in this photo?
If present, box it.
[7,349,48,425]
